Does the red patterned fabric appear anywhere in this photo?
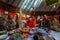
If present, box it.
[9,12,16,19]
[0,10,4,14]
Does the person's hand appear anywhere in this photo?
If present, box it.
[35,24,38,26]
[27,26,29,27]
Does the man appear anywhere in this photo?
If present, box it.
[43,15,50,29]
[0,17,6,31]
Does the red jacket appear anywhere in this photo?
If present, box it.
[26,20,35,28]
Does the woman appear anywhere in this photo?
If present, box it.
[26,17,36,28]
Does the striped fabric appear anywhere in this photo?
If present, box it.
[21,0,43,13]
